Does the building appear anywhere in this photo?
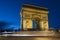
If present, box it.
[20,4,49,31]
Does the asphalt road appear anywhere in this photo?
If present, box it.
[0,36,60,40]
[0,31,60,40]
[1,31,60,37]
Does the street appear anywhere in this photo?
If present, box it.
[0,31,60,40]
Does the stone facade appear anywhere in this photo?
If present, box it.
[20,4,48,31]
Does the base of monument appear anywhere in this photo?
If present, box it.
[20,28,48,31]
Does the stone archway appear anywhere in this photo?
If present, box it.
[33,17,41,30]
[20,4,48,31]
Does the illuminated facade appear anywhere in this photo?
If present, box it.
[20,4,48,31]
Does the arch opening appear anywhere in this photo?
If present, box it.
[33,17,42,31]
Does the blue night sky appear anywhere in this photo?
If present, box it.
[0,0,60,30]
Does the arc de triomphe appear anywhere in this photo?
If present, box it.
[20,4,49,31]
